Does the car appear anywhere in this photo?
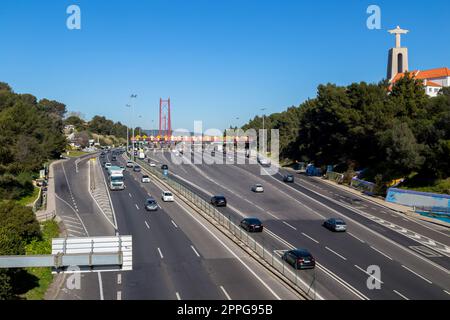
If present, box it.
[133,165,141,172]
[211,151,215,156]
[323,218,347,232]
[141,175,151,183]
[283,174,294,183]
[145,198,158,211]
[102,161,107,167]
[161,164,168,170]
[251,184,264,193]
[111,156,117,161]
[104,163,112,169]
[282,249,315,270]
[240,217,263,233]
[162,191,174,202]
[211,195,227,207]
[126,161,134,168]
[149,162,156,167]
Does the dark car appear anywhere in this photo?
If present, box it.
[112,156,117,161]
[282,249,315,270]
[240,218,263,233]
[211,195,227,207]
[133,165,141,172]
[211,150,216,156]
[102,161,107,167]
[323,218,347,232]
[283,174,295,183]
[145,198,158,211]
[161,164,168,170]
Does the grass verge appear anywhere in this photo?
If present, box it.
[22,220,60,300]
[16,186,40,207]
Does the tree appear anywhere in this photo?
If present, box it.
[0,202,41,243]
[38,98,67,119]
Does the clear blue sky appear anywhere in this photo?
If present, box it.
[1,0,449,131]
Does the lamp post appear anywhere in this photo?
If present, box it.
[125,104,131,153]
[130,94,137,161]
[260,108,267,153]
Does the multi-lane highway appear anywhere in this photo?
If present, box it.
[51,152,300,300]
[143,148,450,300]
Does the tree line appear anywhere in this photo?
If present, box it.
[242,75,450,192]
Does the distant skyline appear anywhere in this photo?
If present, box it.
[1,0,449,131]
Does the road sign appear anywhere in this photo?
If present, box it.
[51,235,132,273]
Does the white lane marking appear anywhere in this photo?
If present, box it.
[98,272,104,300]
[171,220,178,228]
[401,265,433,284]
[176,292,181,300]
[220,286,232,300]
[301,232,319,244]
[54,194,89,236]
[117,274,122,285]
[145,221,150,229]
[282,221,297,230]
[129,193,132,198]
[347,232,365,243]
[370,246,393,261]
[173,199,283,300]
[393,290,409,300]
[117,291,122,300]
[190,245,200,257]
[135,204,139,210]
[354,265,383,284]
[158,204,162,209]
[325,247,347,261]
[263,168,450,273]
[157,247,164,259]
[444,290,450,296]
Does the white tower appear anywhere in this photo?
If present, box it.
[387,26,409,80]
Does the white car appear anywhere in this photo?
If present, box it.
[105,163,112,169]
[251,184,264,193]
[162,191,174,202]
[126,161,134,168]
[149,162,156,167]
[141,175,151,183]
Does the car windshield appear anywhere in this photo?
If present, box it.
[335,220,346,225]
[142,175,149,178]
[164,192,172,196]
[247,218,261,225]
[147,199,156,205]
[293,250,310,257]
[215,196,225,200]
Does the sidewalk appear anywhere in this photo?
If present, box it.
[315,176,412,213]
[35,160,64,222]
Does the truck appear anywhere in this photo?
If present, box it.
[107,166,125,190]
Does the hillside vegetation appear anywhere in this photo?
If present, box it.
[243,75,450,193]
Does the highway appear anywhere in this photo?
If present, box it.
[143,149,450,300]
[51,152,300,300]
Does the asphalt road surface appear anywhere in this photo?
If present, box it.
[143,149,450,300]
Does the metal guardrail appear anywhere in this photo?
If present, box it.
[325,171,344,184]
[132,155,317,300]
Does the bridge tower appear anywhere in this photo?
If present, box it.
[159,98,171,141]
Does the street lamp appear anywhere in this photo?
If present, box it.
[130,94,137,161]
[125,104,131,153]
[260,108,267,152]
